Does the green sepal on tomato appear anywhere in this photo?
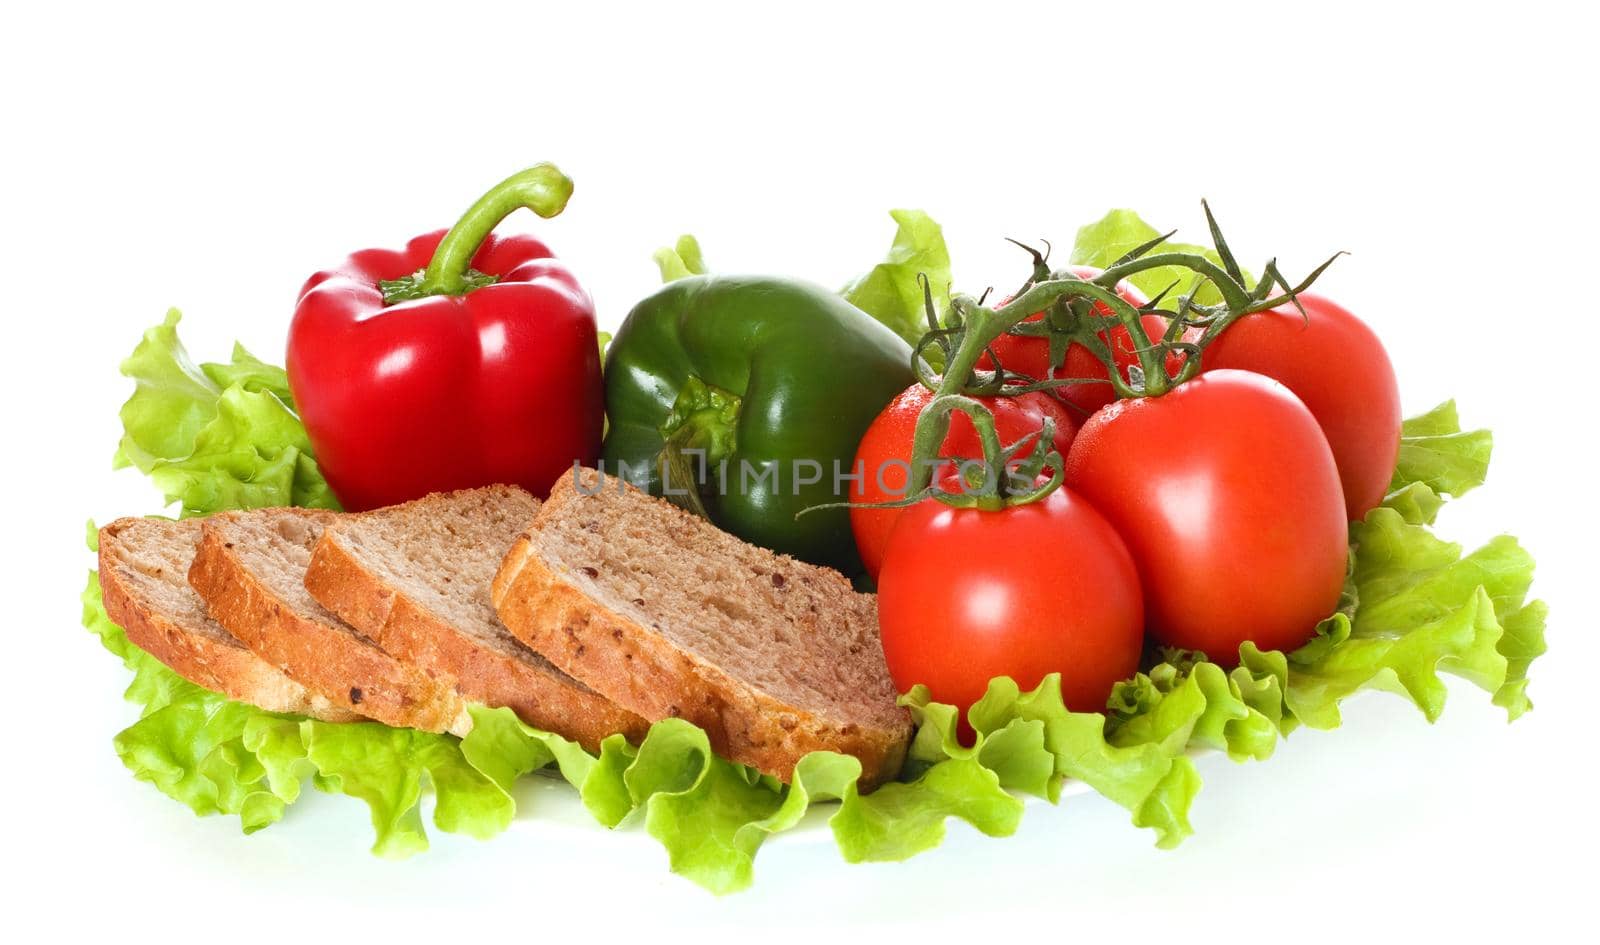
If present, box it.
[849,384,1079,580]
[979,265,1181,417]
[287,165,603,511]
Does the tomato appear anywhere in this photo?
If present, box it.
[1199,293,1401,520]
[876,485,1144,718]
[980,266,1174,416]
[850,384,1079,580]
[1063,370,1348,660]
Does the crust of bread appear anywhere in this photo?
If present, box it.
[494,530,909,789]
[96,519,355,722]
[305,530,648,751]
[188,514,470,735]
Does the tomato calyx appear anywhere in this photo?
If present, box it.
[922,393,1064,511]
[817,390,1066,517]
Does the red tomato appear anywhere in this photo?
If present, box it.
[876,485,1144,718]
[1063,370,1348,661]
[850,384,1079,580]
[1200,293,1401,520]
[980,266,1172,416]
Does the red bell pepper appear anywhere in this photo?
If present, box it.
[287,165,602,510]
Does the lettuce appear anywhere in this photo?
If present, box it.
[89,314,1543,894]
[114,309,337,516]
[301,720,512,857]
[1391,400,1494,499]
[841,209,953,346]
[459,707,1023,894]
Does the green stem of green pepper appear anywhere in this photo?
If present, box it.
[657,425,714,520]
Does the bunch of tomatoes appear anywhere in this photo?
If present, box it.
[851,264,1401,720]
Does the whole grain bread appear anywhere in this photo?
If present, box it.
[188,507,470,735]
[492,468,911,788]
[304,486,647,751]
[97,517,354,721]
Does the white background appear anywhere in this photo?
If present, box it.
[3,0,1593,939]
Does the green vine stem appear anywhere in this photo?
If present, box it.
[900,213,1339,507]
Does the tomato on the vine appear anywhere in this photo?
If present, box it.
[1063,369,1348,661]
[1199,293,1401,520]
[876,484,1144,717]
[980,266,1177,417]
[850,384,1078,580]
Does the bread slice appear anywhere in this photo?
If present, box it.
[97,517,354,721]
[492,468,911,788]
[303,486,648,751]
[188,508,470,735]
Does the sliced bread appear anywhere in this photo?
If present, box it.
[304,485,648,751]
[97,517,354,721]
[188,508,470,735]
[492,468,911,787]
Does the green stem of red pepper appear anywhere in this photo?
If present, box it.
[408,164,575,298]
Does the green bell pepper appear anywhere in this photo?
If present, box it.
[601,275,915,572]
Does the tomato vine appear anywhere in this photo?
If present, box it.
[899,203,1342,510]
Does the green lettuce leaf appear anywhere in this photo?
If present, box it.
[242,714,315,804]
[114,697,300,833]
[1390,400,1493,499]
[1493,600,1548,721]
[908,674,1197,848]
[826,755,1022,863]
[459,706,1023,894]
[302,720,513,858]
[114,309,337,516]
[461,705,636,826]
[199,343,296,407]
[1070,209,1250,309]
[1258,504,1540,728]
[624,719,789,894]
[1283,398,1543,722]
[841,209,953,346]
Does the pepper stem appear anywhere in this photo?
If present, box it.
[418,164,574,296]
